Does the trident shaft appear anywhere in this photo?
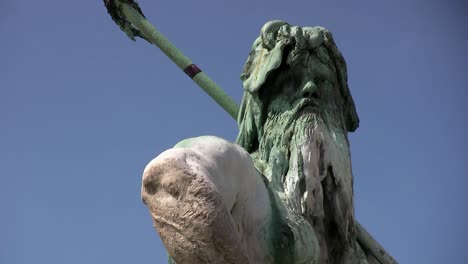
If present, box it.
[103,1,397,264]
[104,0,239,120]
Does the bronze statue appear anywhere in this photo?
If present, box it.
[104,2,397,264]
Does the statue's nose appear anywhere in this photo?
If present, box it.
[302,81,317,98]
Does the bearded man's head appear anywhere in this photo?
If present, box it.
[236,20,359,154]
[235,23,361,261]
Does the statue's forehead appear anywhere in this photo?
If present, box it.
[253,47,337,91]
[242,22,337,94]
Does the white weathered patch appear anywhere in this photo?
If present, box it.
[145,136,272,263]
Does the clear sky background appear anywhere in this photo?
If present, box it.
[1,0,467,263]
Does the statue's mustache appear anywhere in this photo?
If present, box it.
[295,98,319,116]
[262,97,320,132]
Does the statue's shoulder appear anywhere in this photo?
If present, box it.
[173,135,252,159]
[173,135,229,148]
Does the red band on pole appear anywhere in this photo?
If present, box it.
[184,64,202,79]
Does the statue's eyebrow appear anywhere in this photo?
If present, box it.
[309,61,334,82]
[310,48,336,81]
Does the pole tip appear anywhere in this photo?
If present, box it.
[103,0,150,42]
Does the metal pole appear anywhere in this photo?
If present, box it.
[357,222,398,264]
[115,1,239,120]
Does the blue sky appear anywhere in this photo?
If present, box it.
[1,0,466,263]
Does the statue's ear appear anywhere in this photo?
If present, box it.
[320,29,359,132]
[236,93,259,153]
[342,83,360,132]
[334,48,359,132]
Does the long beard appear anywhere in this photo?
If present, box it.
[259,110,357,262]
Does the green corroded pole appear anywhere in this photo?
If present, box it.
[357,222,398,264]
[104,1,397,264]
[110,0,239,120]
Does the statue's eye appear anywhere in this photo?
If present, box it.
[314,75,326,84]
[314,75,334,90]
